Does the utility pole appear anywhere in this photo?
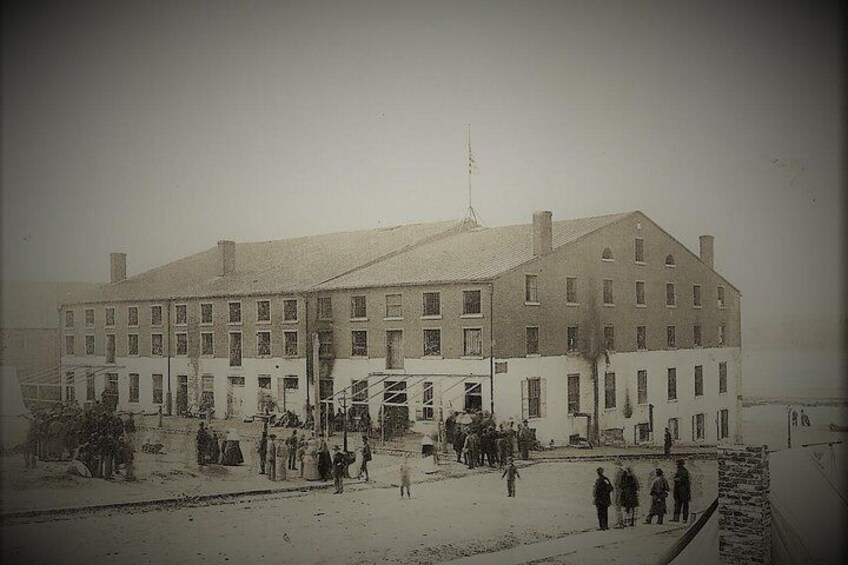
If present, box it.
[787,405,792,449]
[312,332,321,438]
[342,391,348,452]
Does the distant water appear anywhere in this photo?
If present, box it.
[742,346,846,399]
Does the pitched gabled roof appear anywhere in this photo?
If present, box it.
[313,212,632,290]
[65,220,464,304]
[1,281,101,328]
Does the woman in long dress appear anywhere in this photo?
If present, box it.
[318,439,332,480]
[221,429,244,466]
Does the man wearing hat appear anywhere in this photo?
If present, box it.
[645,468,670,524]
[671,459,691,522]
[593,467,614,530]
[332,445,346,494]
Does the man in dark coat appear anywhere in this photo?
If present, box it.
[645,468,670,524]
[444,412,456,446]
[196,422,209,466]
[286,430,299,470]
[501,457,520,497]
[332,445,346,494]
[593,467,614,530]
[672,459,691,522]
[453,428,466,464]
[664,428,672,456]
[620,466,640,526]
[258,430,268,474]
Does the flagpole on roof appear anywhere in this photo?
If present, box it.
[464,123,482,229]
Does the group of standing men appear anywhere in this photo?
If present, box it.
[593,459,692,530]
[446,412,535,470]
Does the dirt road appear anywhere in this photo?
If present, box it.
[1,460,714,565]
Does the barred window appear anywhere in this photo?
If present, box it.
[423,329,441,356]
[604,372,616,409]
[257,331,271,357]
[423,292,440,316]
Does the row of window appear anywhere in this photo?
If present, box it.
[526,276,726,308]
[65,290,488,330]
[562,323,727,353]
[64,326,484,367]
[521,362,728,420]
[65,319,730,361]
[318,290,482,321]
[602,362,728,410]
[65,300,300,330]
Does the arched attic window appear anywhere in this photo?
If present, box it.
[601,247,614,261]
[665,254,676,267]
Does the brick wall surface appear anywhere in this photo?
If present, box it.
[718,445,771,565]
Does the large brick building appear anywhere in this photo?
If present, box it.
[59,210,741,446]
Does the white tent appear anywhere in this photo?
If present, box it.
[665,443,847,565]
[1,367,31,451]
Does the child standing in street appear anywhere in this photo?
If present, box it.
[502,457,520,497]
[399,453,412,498]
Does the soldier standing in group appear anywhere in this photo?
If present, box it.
[332,446,346,494]
[196,422,209,466]
[266,434,277,481]
[276,433,288,482]
[672,459,691,522]
[359,435,372,482]
[593,467,614,531]
[501,457,520,497]
[258,430,268,475]
[645,468,670,524]
[612,460,626,528]
[287,430,299,471]
[453,427,466,464]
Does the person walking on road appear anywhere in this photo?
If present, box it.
[620,466,640,526]
[593,467,614,531]
[664,428,673,457]
[792,409,798,427]
[645,468,670,524]
[359,435,372,482]
[266,434,277,481]
[612,460,626,528]
[502,457,520,497]
[332,445,346,494]
[672,459,691,522]
[399,453,412,498]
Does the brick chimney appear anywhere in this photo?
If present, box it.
[110,252,127,283]
[218,240,236,276]
[699,235,714,268]
[532,211,553,256]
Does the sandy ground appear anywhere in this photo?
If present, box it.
[2,405,844,564]
[0,458,715,565]
[0,412,713,514]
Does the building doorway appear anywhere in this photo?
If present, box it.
[382,380,408,439]
[227,376,246,419]
[386,330,404,370]
[464,382,482,412]
[176,376,188,415]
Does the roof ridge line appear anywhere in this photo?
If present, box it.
[307,218,473,292]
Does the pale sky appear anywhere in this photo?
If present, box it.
[1,0,843,345]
